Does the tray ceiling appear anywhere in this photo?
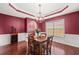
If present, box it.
[0,3,79,20]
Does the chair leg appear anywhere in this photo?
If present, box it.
[49,48,51,55]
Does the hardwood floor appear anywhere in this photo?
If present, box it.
[0,41,27,55]
[52,41,79,55]
[0,41,79,55]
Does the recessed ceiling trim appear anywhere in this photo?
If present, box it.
[44,5,69,18]
[9,3,69,20]
[9,3,35,17]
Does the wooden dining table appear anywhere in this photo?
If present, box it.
[33,37,48,55]
[28,35,52,55]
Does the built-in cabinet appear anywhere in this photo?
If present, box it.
[11,33,18,44]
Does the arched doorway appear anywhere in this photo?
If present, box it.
[27,21,37,32]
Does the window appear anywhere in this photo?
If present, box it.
[46,19,64,37]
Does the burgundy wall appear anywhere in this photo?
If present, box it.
[44,11,79,34]
[37,22,45,32]
[24,18,27,32]
[0,13,25,34]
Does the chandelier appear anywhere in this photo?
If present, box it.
[36,4,44,23]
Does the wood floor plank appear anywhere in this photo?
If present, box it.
[0,41,79,55]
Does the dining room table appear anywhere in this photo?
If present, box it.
[28,32,53,55]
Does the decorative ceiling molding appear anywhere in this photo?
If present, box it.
[9,3,35,17]
[37,5,69,23]
[9,3,69,23]
[44,5,69,18]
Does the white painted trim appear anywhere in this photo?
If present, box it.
[0,33,27,46]
[0,34,10,46]
[53,34,79,48]
[0,33,79,48]
[18,33,28,42]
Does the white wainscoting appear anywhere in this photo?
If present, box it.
[53,34,79,48]
[0,34,10,46]
[0,33,79,47]
[18,33,28,42]
[0,33,27,46]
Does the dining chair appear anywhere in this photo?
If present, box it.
[46,36,53,55]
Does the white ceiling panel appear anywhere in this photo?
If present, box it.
[0,3,79,20]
